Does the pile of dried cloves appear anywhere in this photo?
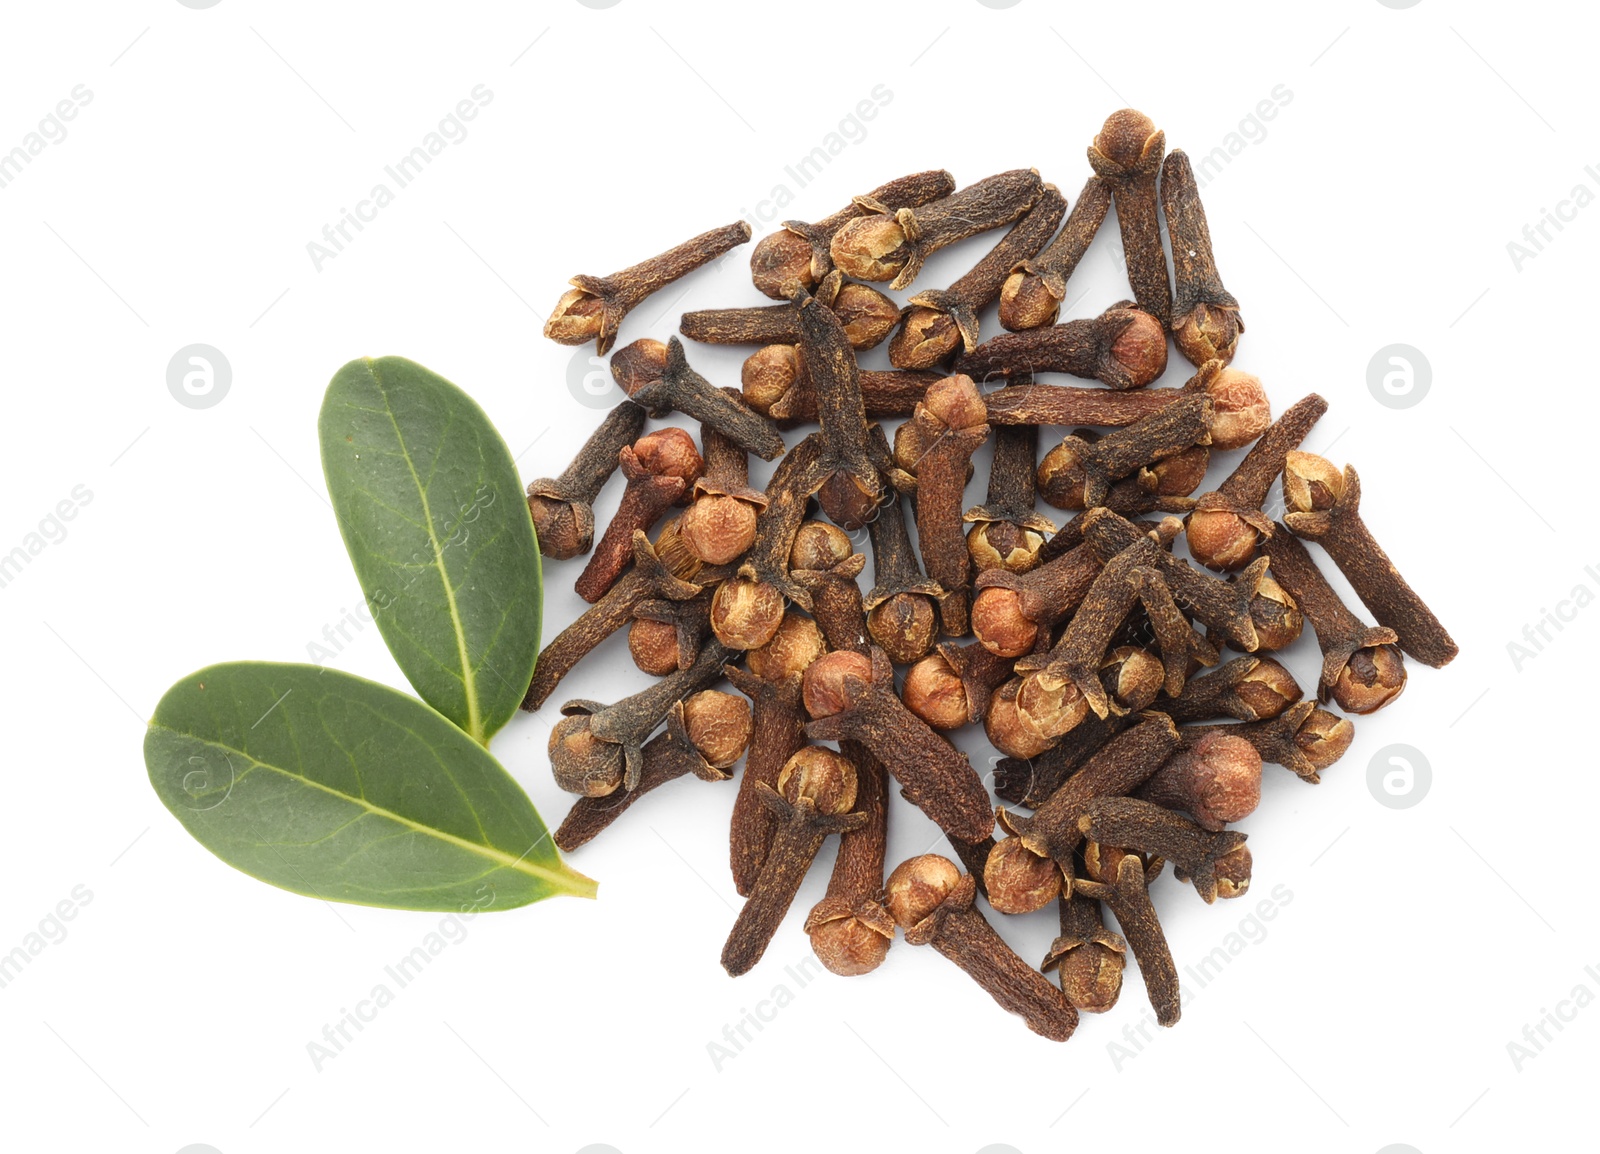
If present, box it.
[530,108,1457,1042]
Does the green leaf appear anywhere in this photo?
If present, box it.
[319,356,541,743]
[145,662,595,911]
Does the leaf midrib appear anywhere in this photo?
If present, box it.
[366,358,484,743]
[162,727,589,897]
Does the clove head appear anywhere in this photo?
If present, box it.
[901,650,970,731]
[777,745,858,815]
[1282,451,1346,514]
[1093,109,1161,170]
[746,611,826,682]
[610,338,670,395]
[1332,643,1407,714]
[1249,573,1304,651]
[968,520,1046,575]
[526,491,593,561]
[1235,657,1300,720]
[681,493,758,565]
[867,593,939,665]
[750,228,820,299]
[1296,706,1355,769]
[884,854,963,928]
[1082,842,1152,886]
[890,306,962,370]
[984,838,1062,915]
[629,428,705,500]
[1153,731,1262,831]
[817,471,883,533]
[1108,309,1169,389]
[790,520,853,572]
[1213,843,1252,899]
[829,215,911,283]
[543,287,606,346]
[999,268,1062,332]
[1175,302,1243,368]
[832,281,901,349]
[710,577,787,651]
[1101,646,1165,714]
[1187,503,1262,572]
[806,906,893,977]
[971,587,1038,657]
[801,650,874,719]
[548,715,625,797]
[1203,367,1272,450]
[1143,444,1210,499]
[682,689,753,770]
[985,677,1060,759]
[741,344,801,416]
[628,617,682,676]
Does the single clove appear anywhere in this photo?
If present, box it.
[794,285,885,528]
[888,184,1069,368]
[553,690,751,851]
[831,168,1045,290]
[789,521,869,654]
[574,427,705,603]
[901,640,1017,730]
[1151,655,1300,724]
[1037,395,1212,511]
[526,401,647,560]
[957,304,1168,391]
[545,219,752,354]
[1135,730,1262,832]
[803,649,994,844]
[1162,149,1244,367]
[742,346,941,427]
[682,270,899,351]
[1283,452,1458,667]
[970,539,1106,657]
[629,590,714,675]
[893,374,991,636]
[722,746,867,976]
[611,337,786,461]
[885,855,1079,1041]
[1183,700,1355,785]
[1000,175,1114,331]
[965,424,1056,577]
[1042,883,1126,1013]
[1259,523,1406,713]
[1076,796,1250,904]
[1071,851,1180,1026]
[680,403,768,566]
[804,740,894,976]
[1087,109,1171,326]
[725,612,825,896]
[1186,393,1328,571]
[750,169,956,299]
[862,492,944,664]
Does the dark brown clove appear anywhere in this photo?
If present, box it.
[1186,393,1328,571]
[831,168,1045,291]
[1136,731,1262,832]
[1151,655,1300,724]
[1037,395,1212,511]
[789,521,869,654]
[1000,175,1114,331]
[862,492,944,664]
[611,337,786,462]
[548,639,733,796]
[526,401,647,560]
[1183,700,1355,785]
[629,590,714,675]
[804,740,894,976]
[523,523,710,711]
[803,649,994,844]
[682,270,899,351]
[1042,884,1126,1013]
[1088,109,1170,326]
[885,855,1079,1042]
[546,220,752,354]
[984,674,1088,760]
[1162,149,1244,367]
[1076,796,1250,904]
[574,428,705,603]
[553,690,751,851]
[893,375,991,636]
[750,169,956,299]
[888,184,1069,367]
[901,640,1016,730]
[965,424,1056,577]
[680,402,768,566]
[970,539,1106,658]
[722,746,867,976]
[725,612,824,896]
[957,304,1168,391]
[1248,572,1305,652]
[1259,523,1406,713]
[742,346,941,427]
[794,285,885,528]
[1071,851,1180,1026]
[1283,453,1458,667]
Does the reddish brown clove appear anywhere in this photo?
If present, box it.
[795,285,885,529]
[1183,700,1355,785]
[526,401,647,560]
[1283,453,1458,667]
[1152,655,1301,724]
[680,397,768,567]
[1162,149,1244,367]
[574,428,705,603]
[611,337,786,462]
[901,640,1016,730]
[831,169,1045,290]
[888,184,1069,367]
[546,220,752,354]
[1042,885,1126,1013]
[1071,851,1180,1026]
[682,270,899,351]
[629,590,714,675]
[863,492,944,664]
[1088,109,1170,326]
[965,424,1056,577]
[803,649,994,844]
[1000,175,1113,331]
[958,304,1168,391]
[742,345,941,427]
[970,539,1106,657]
[1037,395,1212,511]
[1077,796,1250,904]
[885,855,1079,1041]
[722,746,867,976]
[789,521,869,654]
[750,169,956,299]
[1136,731,1262,832]
[804,740,894,976]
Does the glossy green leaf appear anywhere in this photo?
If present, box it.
[320,357,541,743]
[145,662,594,911]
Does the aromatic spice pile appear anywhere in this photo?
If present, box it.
[530,109,1458,1041]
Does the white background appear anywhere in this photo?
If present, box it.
[0,1,1593,1152]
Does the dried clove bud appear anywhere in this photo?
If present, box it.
[970,539,1104,657]
[680,396,768,566]
[831,169,1045,290]
[795,286,885,529]
[742,345,940,426]
[628,590,714,675]
[1037,395,1212,511]
[1071,850,1180,1026]
[1152,655,1300,724]
[1042,885,1126,1013]
[1136,731,1262,832]
[901,640,1016,730]
[1182,699,1354,785]
[804,741,894,976]
[1076,796,1250,904]
[526,401,647,560]
[1088,109,1170,326]
[750,169,956,299]
[1000,175,1113,331]
[889,184,1069,367]
[1162,149,1244,366]
[546,220,751,354]
[863,492,943,664]
[965,424,1055,577]
[789,520,869,654]
[612,337,786,462]
[1282,452,1458,668]
[885,855,1079,1041]
[574,427,705,603]
[682,270,899,351]
[722,746,867,976]
[1248,572,1305,652]
[958,304,1168,391]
